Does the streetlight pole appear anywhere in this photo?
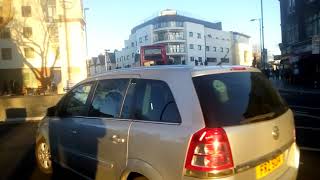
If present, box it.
[250,18,263,67]
[84,8,89,57]
[260,0,265,68]
[105,49,110,71]
[62,0,71,89]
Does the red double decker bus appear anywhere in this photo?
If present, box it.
[140,44,167,66]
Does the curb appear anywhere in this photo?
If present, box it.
[0,117,43,124]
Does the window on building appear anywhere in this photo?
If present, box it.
[131,42,134,47]
[208,34,212,38]
[127,55,129,60]
[121,79,181,123]
[189,32,193,37]
[220,47,224,52]
[139,37,142,43]
[21,6,32,17]
[197,33,201,39]
[190,57,194,62]
[0,6,3,24]
[24,47,35,58]
[0,28,11,39]
[226,48,230,53]
[221,58,229,63]
[1,48,12,60]
[189,44,194,49]
[213,47,216,52]
[23,27,32,38]
[199,57,203,62]
[135,41,137,46]
[288,0,295,14]
[206,46,210,51]
[145,35,148,41]
[89,79,129,118]
[206,57,217,62]
[198,45,202,50]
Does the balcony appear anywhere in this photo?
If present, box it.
[166,47,186,55]
[153,21,184,31]
[154,32,185,43]
[154,36,185,43]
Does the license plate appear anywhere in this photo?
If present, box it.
[256,153,284,179]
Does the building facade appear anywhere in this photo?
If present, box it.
[279,0,320,85]
[87,52,116,76]
[0,0,87,94]
[115,10,252,68]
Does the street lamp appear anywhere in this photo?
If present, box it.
[84,8,89,57]
[105,49,110,71]
[260,0,266,68]
[250,18,263,66]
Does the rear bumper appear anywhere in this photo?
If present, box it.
[183,143,300,180]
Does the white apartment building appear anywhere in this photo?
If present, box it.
[0,0,87,94]
[115,10,252,68]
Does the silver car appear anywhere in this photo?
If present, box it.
[35,65,300,180]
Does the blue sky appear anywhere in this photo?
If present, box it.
[83,0,281,57]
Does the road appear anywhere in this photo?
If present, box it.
[0,122,84,180]
[0,90,319,180]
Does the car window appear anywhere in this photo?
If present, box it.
[59,83,93,117]
[193,72,288,127]
[121,79,181,123]
[88,79,129,118]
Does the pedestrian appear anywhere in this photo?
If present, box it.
[275,68,280,80]
[265,68,270,79]
[3,80,8,95]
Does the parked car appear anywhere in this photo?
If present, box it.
[35,65,300,180]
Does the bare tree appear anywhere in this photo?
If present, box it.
[0,0,13,29]
[9,1,60,93]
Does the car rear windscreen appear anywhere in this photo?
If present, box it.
[192,72,289,127]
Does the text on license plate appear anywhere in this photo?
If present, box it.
[256,153,284,179]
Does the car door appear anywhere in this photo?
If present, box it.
[49,82,95,171]
[75,78,132,180]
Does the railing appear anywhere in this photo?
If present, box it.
[154,36,185,42]
[166,47,186,54]
[154,21,184,29]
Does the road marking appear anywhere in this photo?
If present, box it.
[294,113,320,120]
[290,105,320,110]
[296,126,320,131]
[300,147,320,152]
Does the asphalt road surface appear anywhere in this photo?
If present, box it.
[0,89,319,180]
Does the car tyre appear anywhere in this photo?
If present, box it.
[35,137,53,174]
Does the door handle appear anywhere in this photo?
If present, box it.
[111,135,125,144]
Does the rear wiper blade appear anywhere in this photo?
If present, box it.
[241,112,275,124]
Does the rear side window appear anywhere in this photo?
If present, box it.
[88,79,129,118]
[121,79,181,123]
[193,72,288,127]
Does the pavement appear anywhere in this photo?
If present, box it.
[0,122,84,180]
[271,79,320,94]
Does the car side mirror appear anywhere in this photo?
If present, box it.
[47,106,57,117]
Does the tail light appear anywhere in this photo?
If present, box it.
[185,128,234,174]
